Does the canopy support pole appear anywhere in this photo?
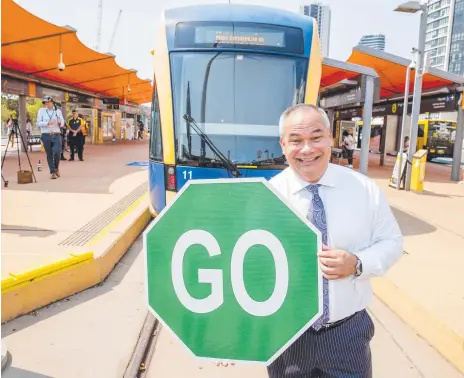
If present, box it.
[360,76,374,175]
[451,92,463,182]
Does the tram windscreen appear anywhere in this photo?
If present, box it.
[170,52,308,165]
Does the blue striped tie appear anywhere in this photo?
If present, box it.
[307,184,330,330]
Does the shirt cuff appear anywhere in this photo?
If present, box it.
[353,249,382,280]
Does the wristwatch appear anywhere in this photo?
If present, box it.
[354,257,363,277]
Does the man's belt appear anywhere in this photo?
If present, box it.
[315,312,358,331]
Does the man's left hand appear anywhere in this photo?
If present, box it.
[318,247,357,280]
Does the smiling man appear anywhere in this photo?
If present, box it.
[267,104,403,378]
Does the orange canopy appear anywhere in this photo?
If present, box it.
[348,45,464,99]
[321,57,378,89]
[1,0,152,104]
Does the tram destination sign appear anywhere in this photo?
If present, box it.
[144,178,323,365]
[176,22,304,53]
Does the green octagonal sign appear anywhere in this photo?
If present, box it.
[143,178,322,365]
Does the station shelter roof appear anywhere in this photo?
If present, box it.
[3,0,463,107]
[347,45,464,99]
[321,57,378,89]
[1,0,153,105]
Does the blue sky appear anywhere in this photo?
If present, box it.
[15,0,421,82]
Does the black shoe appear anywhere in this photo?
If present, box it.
[68,157,74,161]
[79,158,84,161]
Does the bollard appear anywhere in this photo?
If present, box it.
[410,149,428,193]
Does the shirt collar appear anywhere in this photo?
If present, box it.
[286,163,338,194]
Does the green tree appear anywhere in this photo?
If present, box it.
[26,97,43,127]
[1,94,17,124]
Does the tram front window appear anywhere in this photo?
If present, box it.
[170,52,307,165]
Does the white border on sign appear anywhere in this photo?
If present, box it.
[142,177,323,366]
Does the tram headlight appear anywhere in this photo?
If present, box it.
[165,165,177,191]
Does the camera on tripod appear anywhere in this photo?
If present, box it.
[1,116,36,187]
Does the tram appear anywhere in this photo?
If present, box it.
[148,4,322,215]
[417,119,457,161]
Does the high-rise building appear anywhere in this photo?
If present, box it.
[358,34,386,50]
[425,0,464,75]
[300,3,331,57]
[448,0,464,75]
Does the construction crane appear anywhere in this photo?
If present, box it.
[95,0,103,51]
[109,9,123,53]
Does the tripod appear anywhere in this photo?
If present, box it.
[1,120,37,187]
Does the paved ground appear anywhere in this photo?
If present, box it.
[3,235,462,378]
[1,140,149,276]
[2,143,463,376]
[1,237,147,378]
[351,152,464,339]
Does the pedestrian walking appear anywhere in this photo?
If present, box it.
[36,96,65,179]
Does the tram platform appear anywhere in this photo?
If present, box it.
[1,142,463,374]
[2,234,462,378]
[343,151,464,375]
[1,140,151,323]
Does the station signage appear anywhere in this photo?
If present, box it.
[334,107,362,120]
[321,89,362,108]
[102,98,120,105]
[334,93,459,120]
[35,85,66,102]
[64,91,95,106]
[1,76,28,95]
[419,94,458,113]
[394,93,457,115]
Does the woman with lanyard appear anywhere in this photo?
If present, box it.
[37,96,65,179]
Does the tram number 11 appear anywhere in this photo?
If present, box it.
[183,170,193,180]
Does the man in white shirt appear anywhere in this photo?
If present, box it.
[343,130,355,168]
[266,104,403,378]
[37,96,65,179]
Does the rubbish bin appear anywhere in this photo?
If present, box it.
[411,149,428,193]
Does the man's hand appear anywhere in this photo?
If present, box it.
[318,246,358,280]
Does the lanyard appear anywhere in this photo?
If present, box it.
[45,108,56,121]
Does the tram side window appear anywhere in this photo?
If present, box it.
[150,86,163,161]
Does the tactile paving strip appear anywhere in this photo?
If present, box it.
[58,181,148,247]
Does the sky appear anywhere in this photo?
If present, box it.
[15,0,421,82]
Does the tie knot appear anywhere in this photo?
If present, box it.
[307,184,320,194]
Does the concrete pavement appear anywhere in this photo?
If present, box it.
[1,237,147,378]
[2,234,462,378]
[2,143,463,374]
[345,152,464,374]
[148,296,463,378]
[1,140,151,322]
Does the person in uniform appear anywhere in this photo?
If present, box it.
[67,110,84,161]
[37,96,65,179]
[78,113,88,153]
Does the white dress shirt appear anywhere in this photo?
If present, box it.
[37,106,65,134]
[269,163,403,323]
